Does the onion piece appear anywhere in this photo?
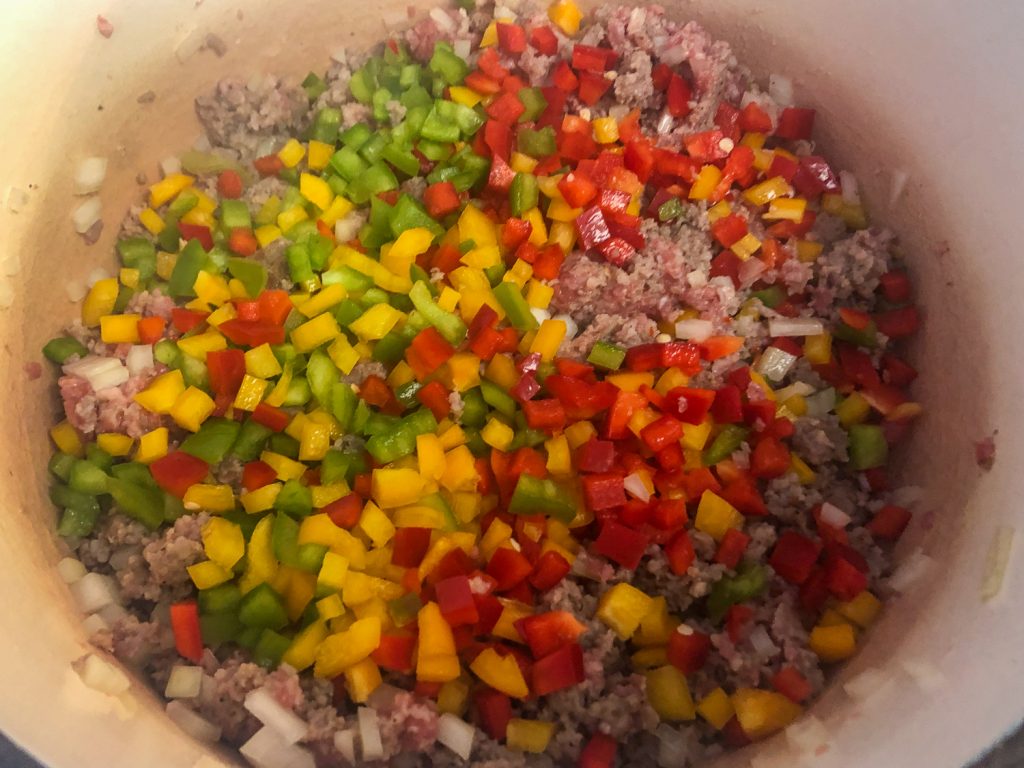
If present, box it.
[167,701,222,743]
[655,723,690,767]
[773,382,815,402]
[69,572,120,614]
[436,713,474,760]
[4,185,29,213]
[768,317,825,337]
[334,214,362,243]
[551,313,578,340]
[843,666,894,701]
[366,683,402,711]
[96,602,129,626]
[333,730,356,763]
[738,257,766,288]
[803,388,836,418]
[674,318,713,342]
[73,653,130,695]
[81,613,109,637]
[244,688,308,744]
[63,355,130,391]
[981,525,1015,602]
[655,111,675,135]
[429,7,456,31]
[748,625,779,657]
[160,156,183,177]
[358,706,384,761]
[126,345,155,376]
[453,39,471,59]
[72,197,103,234]
[623,472,652,502]
[240,725,314,768]
[755,346,797,382]
[890,485,925,508]
[165,665,204,699]
[786,713,829,753]
[768,74,794,105]
[74,157,109,196]
[900,657,945,692]
[819,502,851,529]
[888,548,934,593]
[65,279,87,302]
[57,557,87,584]
[530,307,551,325]
[839,170,860,205]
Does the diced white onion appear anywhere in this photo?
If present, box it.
[804,387,836,418]
[819,501,852,529]
[623,472,652,502]
[839,170,860,205]
[608,104,630,121]
[890,485,925,508]
[167,701,222,743]
[57,557,87,584]
[900,657,945,692]
[244,688,308,744]
[333,730,356,763]
[842,666,894,701]
[86,267,110,287]
[240,725,314,768]
[358,706,384,761]
[334,214,362,243]
[655,723,690,767]
[890,169,910,206]
[437,713,474,760]
[63,355,130,391]
[96,602,129,626]
[786,713,829,753]
[74,653,130,695]
[655,111,675,135]
[65,279,87,302]
[161,156,183,177]
[330,46,348,64]
[768,317,825,337]
[126,345,155,376]
[69,572,119,614]
[768,74,794,106]
[4,185,29,213]
[366,683,402,711]
[674,318,713,342]
[72,197,103,234]
[551,313,578,340]
[81,612,109,637]
[748,625,779,657]
[530,307,551,325]
[981,525,1015,602]
[773,382,815,402]
[755,346,797,383]
[453,39,471,59]
[74,157,109,196]
[493,6,517,21]
[165,665,204,699]
[738,257,766,288]
[888,548,934,593]
[429,7,456,31]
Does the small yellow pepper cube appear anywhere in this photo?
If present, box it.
[134,427,168,463]
[633,596,677,647]
[193,271,232,306]
[438,422,467,450]
[176,331,227,360]
[479,20,498,47]
[764,197,807,222]
[596,583,654,640]
[631,647,669,669]
[481,418,515,451]
[694,490,743,541]
[170,386,216,432]
[282,620,329,672]
[444,352,482,392]
[836,591,882,628]
[484,354,518,390]
[298,283,348,319]
[437,678,470,716]
[549,220,577,253]
[316,594,346,622]
[318,552,351,592]
[314,617,381,678]
[201,517,245,569]
[592,116,619,144]
[417,602,460,682]
[82,278,119,327]
[255,225,282,248]
[440,445,479,493]
[149,173,194,208]
[803,332,832,364]
[525,279,554,309]
[697,688,736,730]
[796,239,824,262]
[743,176,793,206]
[530,319,567,362]
[306,140,334,171]
[524,207,548,246]
[320,195,354,227]
[492,599,533,642]
[233,374,268,412]
[292,312,341,352]
[299,420,331,461]
[138,208,164,235]
[345,657,383,703]
[205,304,237,328]
[240,482,282,514]
[239,516,278,594]
[244,343,283,378]
[187,560,232,590]
[119,268,140,289]
[449,85,483,107]
[564,420,597,450]
[372,468,426,509]
[731,689,802,740]
[836,391,871,427]
[358,502,396,548]
[96,433,133,457]
[681,418,714,451]
[277,206,309,234]
[510,152,538,174]
[544,435,572,476]
[311,483,349,509]
[277,138,306,168]
[327,337,360,375]
[480,518,514,561]
[689,165,723,201]
[49,421,83,457]
[261,451,308,482]
[184,483,236,513]
[809,623,858,663]
[548,0,583,35]
[458,204,498,248]
[790,454,817,485]
[470,647,529,698]
[300,172,333,210]
[646,665,696,721]
[416,433,446,481]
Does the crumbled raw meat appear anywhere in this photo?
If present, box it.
[195,77,309,158]
[126,289,176,319]
[116,514,208,602]
[59,371,163,438]
[343,360,388,386]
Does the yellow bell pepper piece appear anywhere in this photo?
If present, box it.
[299,420,331,461]
[525,279,554,310]
[458,204,497,247]
[333,245,412,293]
[530,319,566,362]
[836,591,882,628]
[484,354,518,390]
[238,515,279,594]
[233,374,268,412]
[697,688,736,730]
[731,689,802,740]
[510,152,538,174]
[480,518,514,561]
[187,560,232,590]
[306,140,333,171]
[133,427,168,463]
[240,482,282,514]
[506,719,555,753]
[470,647,529,698]
[182,483,234,514]
[299,172,333,210]
[99,314,140,344]
[592,116,619,144]
[292,312,341,352]
[149,173,194,207]
[681,418,714,451]
[170,386,215,432]
[311,483,349,509]
[371,468,426,509]
[193,271,231,307]
[244,343,282,378]
[438,421,467,450]
[255,224,282,248]
[633,597,678,647]
[607,371,654,393]
[277,138,305,168]
[300,515,367,570]
[546,197,582,223]
[200,517,245,569]
[119,268,140,289]
[548,0,583,35]
[440,445,479,493]
[706,200,733,224]
[549,220,577,253]
[81,278,119,327]
[416,433,446,481]
[731,232,762,261]
[836,391,870,427]
[138,207,164,235]
[764,197,807,222]
[176,330,227,360]
[689,165,723,200]
[417,602,460,682]
[444,352,481,392]
[95,433,133,457]
[790,454,817,485]
[261,450,308,481]
[596,583,653,640]
[282,619,329,672]
[479,20,498,47]
[320,195,354,228]
[326,337,360,375]
[481,418,515,451]
[318,551,351,592]
[646,665,696,721]
[314,617,382,678]
[564,421,597,450]
[393,505,446,529]
[205,304,236,328]
[316,594,346,621]
[358,502,396,548]
[49,420,84,457]
[796,239,824,262]
[694,490,743,541]
[523,207,548,247]
[544,435,572,476]
[297,283,347,319]
[345,657,383,703]
[492,598,533,643]
[809,623,858,663]
[449,85,483,107]
[631,647,669,669]
[803,332,832,365]
[743,176,793,206]
[438,678,470,716]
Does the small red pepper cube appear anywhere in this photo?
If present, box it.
[711,213,748,248]
[775,107,816,141]
[720,478,768,517]
[169,601,204,663]
[576,70,613,105]
[483,119,513,161]
[582,473,626,511]
[487,547,534,592]
[725,604,754,643]
[372,632,417,673]
[323,493,363,530]
[254,154,284,177]
[750,436,791,479]
[228,228,259,257]
[242,460,278,492]
[178,223,214,251]
[666,73,693,117]
[572,44,616,72]
[251,402,290,432]
[710,385,744,424]
[596,236,635,267]
[651,498,687,530]
[522,399,567,433]
[531,642,585,695]
[171,307,208,334]
[593,520,649,570]
[738,101,773,133]
[529,25,558,55]
[423,181,461,218]
[516,610,587,659]
[435,575,480,627]
[664,387,716,425]
[715,528,752,569]
[874,306,920,339]
[474,687,512,740]
[772,666,813,704]
[825,555,869,601]
[574,205,612,250]
[557,170,598,208]
[667,627,711,674]
[714,102,742,142]
[770,531,822,585]
[487,152,517,192]
[867,504,912,540]
[575,438,616,473]
[879,270,912,304]
[664,529,695,575]
[496,22,527,54]
[218,318,286,346]
[640,415,683,453]
[217,169,244,199]
[150,451,210,498]
[486,91,526,124]
[391,526,432,568]
[579,732,618,768]
[552,60,579,92]
[206,348,246,398]
[623,343,663,373]
[529,550,571,592]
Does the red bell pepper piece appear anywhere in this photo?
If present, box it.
[775,107,816,140]
[487,153,517,192]
[234,299,260,322]
[250,402,290,432]
[571,44,618,72]
[487,547,534,592]
[178,223,214,251]
[574,205,612,251]
[531,642,585,695]
[838,345,882,389]
[579,732,618,768]
[875,306,920,338]
[595,237,635,267]
[791,155,840,197]
[218,319,286,347]
[228,228,258,257]
[205,348,246,399]
[623,343,663,373]
[253,154,284,177]
[650,498,687,530]
[711,213,748,247]
[603,389,646,439]
[509,446,547,480]
[593,520,649,569]
[750,436,791,479]
[684,130,729,163]
[477,46,509,79]
[486,92,526,123]
[474,687,512,740]
[416,380,452,421]
[552,60,579,92]
[667,627,711,674]
[435,575,480,627]
[169,601,204,663]
[531,244,565,280]
[323,493,363,529]
[618,499,652,528]
[721,478,767,516]
[640,415,683,453]
[770,531,822,585]
[483,119,512,161]
[496,22,527,54]
[664,529,695,575]
[767,153,800,184]
[655,442,684,472]
[423,181,461,218]
[171,307,208,334]
[582,473,626,511]
[743,400,777,428]
[372,632,416,673]
[389,527,432,568]
[515,610,587,659]
[500,217,533,250]
[739,102,773,133]
[725,604,754,644]
[624,139,655,182]
[710,385,743,424]
[882,354,918,387]
[465,71,502,95]
[150,451,209,498]
[529,25,558,55]
[576,438,615,473]
[715,528,751,569]
[879,270,912,304]
[407,327,455,377]
[242,460,277,492]
[576,71,613,105]
[663,387,716,425]
[217,169,244,199]
[557,170,598,208]
[825,554,869,601]
[255,289,292,325]
[521,398,567,432]
[667,73,693,117]
[867,504,912,540]
[529,549,571,592]
[772,666,813,704]
[136,316,167,345]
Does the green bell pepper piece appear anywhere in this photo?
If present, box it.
[587,340,626,371]
[480,379,518,418]
[157,216,182,253]
[409,280,467,345]
[420,104,462,144]
[459,388,487,428]
[106,477,165,530]
[302,71,327,100]
[275,479,313,517]
[848,424,888,470]
[322,266,375,294]
[272,511,302,565]
[312,107,341,144]
[48,451,78,481]
[509,173,539,218]
[180,418,241,464]
[295,543,329,573]
[85,444,114,472]
[286,242,316,285]
[507,474,578,524]
[168,190,198,218]
[517,87,547,122]
[703,425,750,466]
[154,338,183,368]
[117,237,157,282]
[372,331,411,367]
[657,197,684,223]
[200,612,243,648]
[220,199,252,230]
[227,257,267,298]
[340,123,372,150]
[110,461,157,487]
[57,506,100,538]
[394,380,422,408]
[366,424,417,464]
[751,285,786,309]
[390,194,443,238]
[330,381,358,431]
[428,43,469,85]
[493,281,538,332]
[320,450,352,486]
[168,239,208,298]
[199,583,242,614]
[706,563,768,621]
[382,143,421,177]
[233,418,274,462]
[517,126,557,157]
[329,146,368,181]
[238,584,289,630]
[306,351,339,409]
[388,592,424,628]
[253,629,292,668]
[268,433,301,459]
[43,336,89,364]
[68,460,108,496]
[833,319,878,349]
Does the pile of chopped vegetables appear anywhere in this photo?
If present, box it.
[44,1,923,765]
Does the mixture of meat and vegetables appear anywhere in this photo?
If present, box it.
[44,1,923,765]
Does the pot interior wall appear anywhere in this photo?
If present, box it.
[0,1,1020,767]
